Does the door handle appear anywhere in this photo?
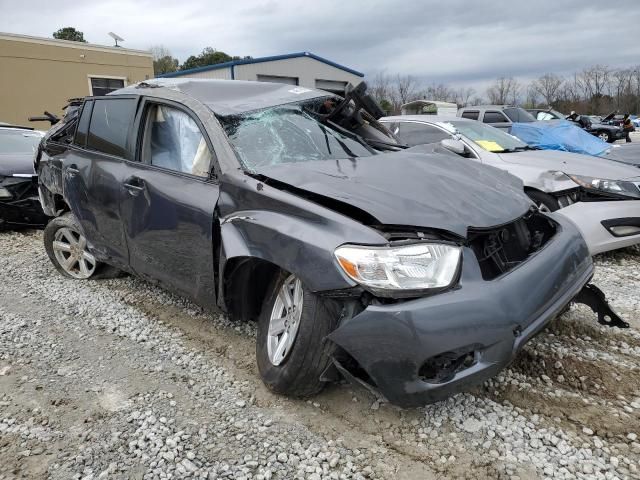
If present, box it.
[123,177,145,196]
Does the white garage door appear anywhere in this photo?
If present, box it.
[315,79,347,94]
[256,75,298,85]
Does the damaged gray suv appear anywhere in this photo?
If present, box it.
[36,79,614,407]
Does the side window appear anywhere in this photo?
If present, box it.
[141,104,213,177]
[86,98,136,158]
[397,122,450,147]
[503,108,520,122]
[74,101,93,147]
[483,111,509,123]
[90,77,125,96]
[461,110,479,120]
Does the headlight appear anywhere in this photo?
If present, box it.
[334,243,462,295]
[568,174,640,199]
[0,187,13,199]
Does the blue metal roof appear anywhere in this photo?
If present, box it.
[158,51,364,79]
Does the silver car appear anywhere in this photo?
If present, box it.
[381,115,640,255]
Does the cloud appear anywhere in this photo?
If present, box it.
[1,0,639,92]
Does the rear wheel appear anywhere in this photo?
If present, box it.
[597,131,612,143]
[256,271,339,398]
[44,213,120,279]
[526,190,560,213]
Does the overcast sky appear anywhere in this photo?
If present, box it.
[2,0,639,92]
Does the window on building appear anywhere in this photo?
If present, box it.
[86,98,136,158]
[482,111,509,123]
[89,77,125,96]
[256,75,298,85]
[396,122,450,147]
[460,110,479,120]
[141,104,213,177]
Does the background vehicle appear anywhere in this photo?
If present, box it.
[526,108,624,143]
[457,105,535,131]
[381,115,640,254]
[401,100,458,117]
[0,125,47,230]
[36,79,597,407]
[510,120,640,168]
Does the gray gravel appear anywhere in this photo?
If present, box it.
[1,231,639,479]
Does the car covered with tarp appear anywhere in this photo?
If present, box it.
[511,120,640,168]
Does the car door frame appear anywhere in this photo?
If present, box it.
[61,94,142,269]
[118,94,222,307]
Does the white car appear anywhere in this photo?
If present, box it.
[381,115,640,255]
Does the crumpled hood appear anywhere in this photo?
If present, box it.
[0,153,36,176]
[499,150,640,181]
[255,149,533,238]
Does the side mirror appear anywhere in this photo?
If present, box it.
[440,139,466,156]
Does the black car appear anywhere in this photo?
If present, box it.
[36,79,600,407]
[0,125,48,230]
[527,108,624,143]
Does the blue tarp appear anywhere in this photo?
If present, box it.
[510,120,611,157]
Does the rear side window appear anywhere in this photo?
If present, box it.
[483,111,509,123]
[74,101,93,147]
[86,98,136,158]
[503,108,536,123]
[461,110,479,120]
[397,122,450,147]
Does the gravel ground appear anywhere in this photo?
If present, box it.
[0,231,639,480]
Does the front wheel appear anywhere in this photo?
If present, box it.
[256,271,340,398]
[597,131,612,143]
[527,190,560,213]
[44,213,119,279]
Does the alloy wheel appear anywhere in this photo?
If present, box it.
[598,132,609,141]
[52,227,97,279]
[267,274,303,366]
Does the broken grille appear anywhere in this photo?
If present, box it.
[468,211,557,281]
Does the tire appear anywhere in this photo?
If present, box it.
[256,271,340,398]
[526,190,560,213]
[44,213,120,280]
[597,131,612,143]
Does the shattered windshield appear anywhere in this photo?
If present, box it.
[441,121,529,153]
[220,101,374,170]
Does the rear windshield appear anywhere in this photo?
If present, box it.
[0,129,42,154]
[220,100,374,170]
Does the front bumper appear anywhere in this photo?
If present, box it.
[557,200,640,255]
[328,215,593,407]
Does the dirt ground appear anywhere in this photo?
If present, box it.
[1,231,639,480]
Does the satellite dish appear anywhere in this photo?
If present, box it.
[108,32,124,47]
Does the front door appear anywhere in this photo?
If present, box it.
[119,99,220,307]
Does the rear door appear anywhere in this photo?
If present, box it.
[482,110,511,131]
[119,97,220,307]
[62,97,138,268]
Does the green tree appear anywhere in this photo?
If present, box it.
[150,45,179,76]
[180,47,251,71]
[53,27,87,43]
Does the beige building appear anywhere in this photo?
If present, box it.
[159,51,364,95]
[0,32,153,129]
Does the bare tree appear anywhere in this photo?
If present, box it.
[532,73,563,106]
[394,74,418,105]
[149,45,179,75]
[486,77,519,104]
[523,83,539,108]
[369,71,393,105]
[455,87,476,107]
[421,83,455,102]
[577,65,612,112]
